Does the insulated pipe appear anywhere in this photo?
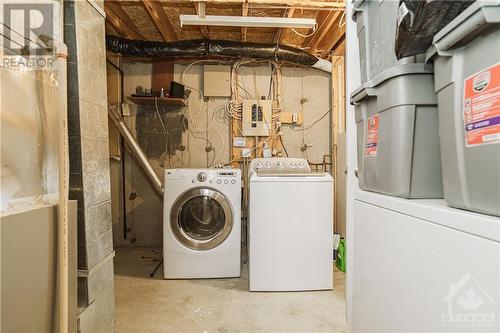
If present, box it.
[108,107,164,197]
[105,36,332,72]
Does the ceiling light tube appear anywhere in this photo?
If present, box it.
[180,15,316,29]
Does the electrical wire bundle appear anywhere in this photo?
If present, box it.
[171,58,332,167]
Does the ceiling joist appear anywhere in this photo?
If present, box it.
[172,0,345,9]
[320,25,345,58]
[272,7,296,44]
[194,2,211,39]
[241,2,249,42]
[142,0,178,41]
[331,38,345,57]
[303,10,341,54]
[104,0,346,60]
[104,1,145,40]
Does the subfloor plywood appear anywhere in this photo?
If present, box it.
[114,247,347,333]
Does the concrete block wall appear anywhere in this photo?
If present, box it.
[65,0,114,331]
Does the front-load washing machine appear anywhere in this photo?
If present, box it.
[163,168,241,279]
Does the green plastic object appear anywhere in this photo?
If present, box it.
[336,239,346,273]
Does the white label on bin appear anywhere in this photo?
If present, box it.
[365,115,379,157]
[463,63,500,147]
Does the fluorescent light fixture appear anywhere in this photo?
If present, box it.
[180,15,316,29]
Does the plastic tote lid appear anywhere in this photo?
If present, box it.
[350,63,434,104]
[427,0,500,62]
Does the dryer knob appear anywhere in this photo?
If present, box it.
[197,172,207,182]
[224,179,229,184]
[231,179,236,184]
[277,161,285,167]
[217,179,222,184]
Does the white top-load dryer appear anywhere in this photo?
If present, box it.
[248,158,333,291]
[163,168,241,279]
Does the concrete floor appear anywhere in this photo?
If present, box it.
[114,247,348,333]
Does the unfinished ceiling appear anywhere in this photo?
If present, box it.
[104,0,346,59]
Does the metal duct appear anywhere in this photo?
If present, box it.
[108,106,164,197]
[106,36,319,67]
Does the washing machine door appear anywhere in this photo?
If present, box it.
[170,188,233,250]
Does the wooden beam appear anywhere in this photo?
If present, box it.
[320,28,345,58]
[194,2,211,39]
[104,1,145,40]
[304,10,341,54]
[142,0,177,41]
[302,10,326,47]
[331,38,345,57]
[250,0,345,8]
[169,0,345,9]
[272,7,296,44]
[241,2,249,42]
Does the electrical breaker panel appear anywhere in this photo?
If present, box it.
[242,99,272,136]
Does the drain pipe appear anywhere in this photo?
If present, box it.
[108,107,164,197]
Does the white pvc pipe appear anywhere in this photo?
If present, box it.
[55,0,69,330]
[56,46,69,333]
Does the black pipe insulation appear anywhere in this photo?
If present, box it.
[106,36,319,67]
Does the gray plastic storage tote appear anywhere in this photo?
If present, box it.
[352,0,425,83]
[427,0,500,216]
[351,64,443,199]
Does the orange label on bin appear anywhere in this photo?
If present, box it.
[365,115,379,157]
[463,63,500,147]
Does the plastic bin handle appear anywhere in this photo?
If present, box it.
[434,7,499,54]
[352,0,365,9]
[350,87,376,104]
[351,0,365,22]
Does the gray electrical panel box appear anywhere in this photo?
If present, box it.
[242,99,272,136]
[203,65,231,97]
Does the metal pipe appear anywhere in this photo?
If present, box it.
[108,107,164,197]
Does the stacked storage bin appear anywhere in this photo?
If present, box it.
[427,1,500,216]
[350,0,443,198]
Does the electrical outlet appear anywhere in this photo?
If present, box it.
[241,148,251,158]
[121,103,131,116]
[233,137,246,147]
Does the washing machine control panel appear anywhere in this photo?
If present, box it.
[250,158,311,174]
[197,172,208,182]
[166,169,240,187]
[185,169,240,185]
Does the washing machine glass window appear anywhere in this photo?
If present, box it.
[170,188,233,251]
